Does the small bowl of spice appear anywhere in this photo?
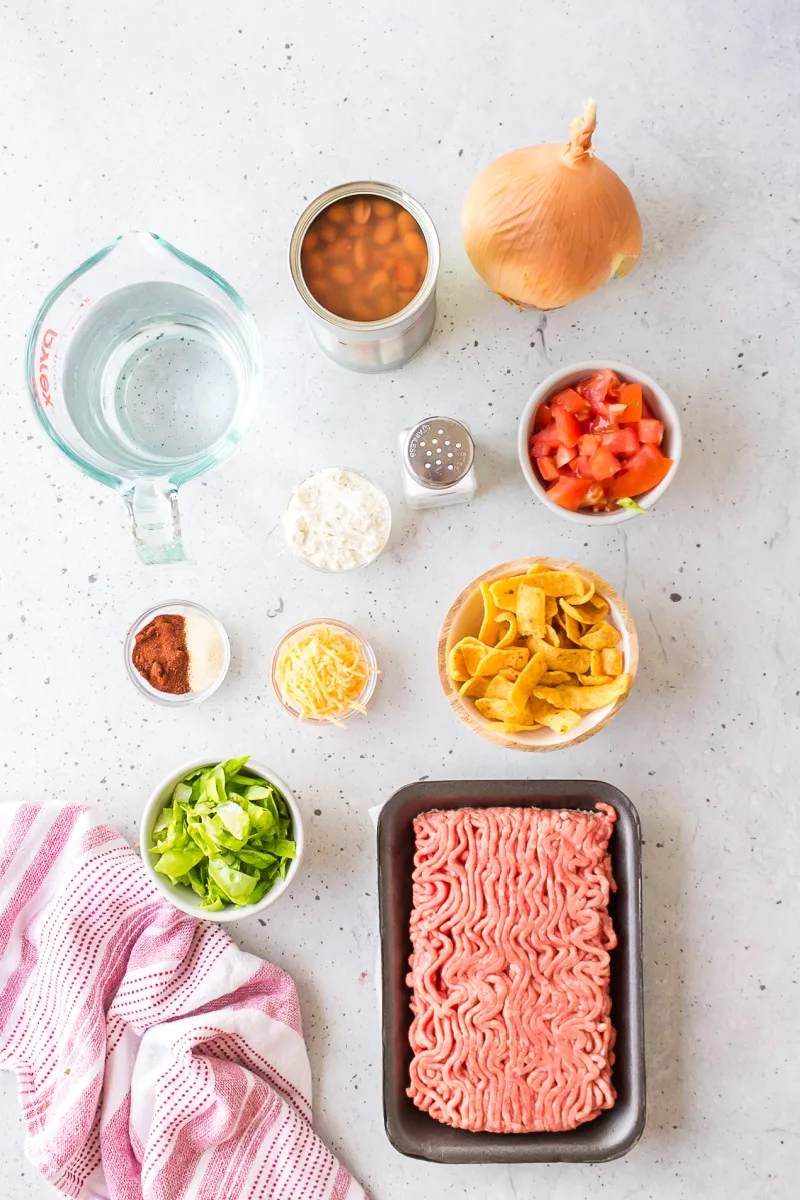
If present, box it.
[126,600,230,705]
[272,619,378,726]
[283,467,391,572]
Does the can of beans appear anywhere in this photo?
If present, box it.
[289,181,440,373]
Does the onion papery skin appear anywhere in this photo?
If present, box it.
[462,137,642,311]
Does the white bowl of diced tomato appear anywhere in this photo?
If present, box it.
[518,362,682,523]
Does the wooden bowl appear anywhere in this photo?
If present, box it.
[437,557,639,752]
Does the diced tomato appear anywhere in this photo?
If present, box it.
[537,372,669,511]
[572,454,594,479]
[577,368,620,406]
[550,388,587,416]
[638,419,664,445]
[589,444,622,481]
[606,443,673,501]
[552,406,581,448]
[546,475,591,511]
[578,369,622,419]
[618,383,642,424]
[537,455,560,482]
[587,411,615,435]
[601,428,639,456]
[533,403,554,431]
[585,483,609,510]
[530,425,563,454]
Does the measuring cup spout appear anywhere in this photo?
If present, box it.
[107,230,186,270]
[123,480,186,565]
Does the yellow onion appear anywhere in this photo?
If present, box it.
[462,101,641,310]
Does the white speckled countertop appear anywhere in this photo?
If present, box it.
[1,1,798,1196]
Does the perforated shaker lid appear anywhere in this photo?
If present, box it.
[403,418,474,490]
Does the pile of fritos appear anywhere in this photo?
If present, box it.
[447,565,631,736]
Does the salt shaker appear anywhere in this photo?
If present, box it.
[398,417,477,509]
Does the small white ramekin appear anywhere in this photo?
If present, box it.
[140,757,304,922]
[517,361,682,525]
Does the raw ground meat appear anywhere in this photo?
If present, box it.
[406,804,617,1133]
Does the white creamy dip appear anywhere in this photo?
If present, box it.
[283,468,391,571]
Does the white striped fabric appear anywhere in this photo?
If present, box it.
[0,804,367,1200]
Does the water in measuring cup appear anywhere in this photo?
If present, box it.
[62,282,249,473]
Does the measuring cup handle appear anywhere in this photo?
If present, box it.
[123,481,187,566]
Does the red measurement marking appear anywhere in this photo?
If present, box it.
[36,329,58,408]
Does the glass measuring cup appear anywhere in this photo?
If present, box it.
[27,232,261,564]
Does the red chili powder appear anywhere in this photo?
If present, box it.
[132,614,190,694]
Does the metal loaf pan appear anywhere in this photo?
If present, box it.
[377,779,645,1164]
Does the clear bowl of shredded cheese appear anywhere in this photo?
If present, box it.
[271,620,379,726]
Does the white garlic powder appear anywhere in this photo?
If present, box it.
[283,467,391,571]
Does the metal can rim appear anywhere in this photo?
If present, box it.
[289,181,441,332]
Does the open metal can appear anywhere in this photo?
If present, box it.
[289,181,440,373]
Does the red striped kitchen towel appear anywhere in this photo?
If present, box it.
[0,803,367,1200]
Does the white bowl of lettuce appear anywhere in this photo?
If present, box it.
[140,756,304,921]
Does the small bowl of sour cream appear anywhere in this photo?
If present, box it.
[282,467,391,572]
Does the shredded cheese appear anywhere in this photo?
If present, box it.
[274,623,374,725]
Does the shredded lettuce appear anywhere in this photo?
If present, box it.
[616,496,647,513]
[149,757,296,910]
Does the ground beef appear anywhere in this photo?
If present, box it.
[406,804,617,1133]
